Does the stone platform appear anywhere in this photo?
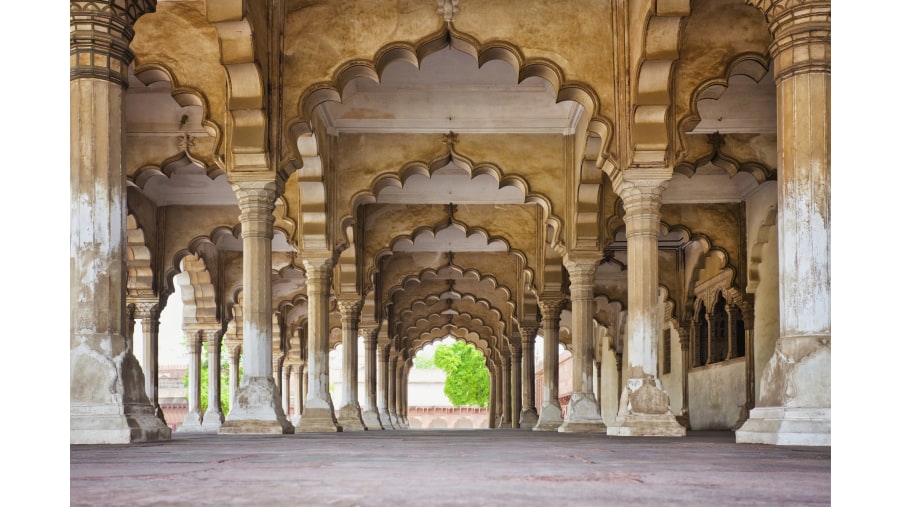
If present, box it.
[70,430,831,506]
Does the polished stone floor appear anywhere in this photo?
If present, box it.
[70,429,830,506]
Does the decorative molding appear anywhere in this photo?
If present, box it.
[436,0,460,23]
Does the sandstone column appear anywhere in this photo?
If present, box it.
[361,327,384,430]
[560,259,606,433]
[336,298,367,431]
[509,342,522,428]
[518,326,539,429]
[291,363,304,425]
[201,329,225,431]
[220,181,292,434]
[135,301,165,422]
[737,0,830,446]
[607,174,685,437]
[400,362,410,428]
[281,364,291,416]
[178,329,205,432]
[296,255,341,432]
[378,344,395,429]
[488,368,497,428]
[224,336,241,416]
[388,353,400,427]
[499,353,512,428]
[70,0,170,445]
[534,296,566,431]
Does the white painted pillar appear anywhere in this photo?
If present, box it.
[179,329,204,432]
[220,181,292,434]
[296,255,341,432]
[336,298,366,431]
[607,173,685,437]
[560,259,606,433]
[378,344,395,429]
[737,0,831,446]
[509,342,522,428]
[518,326,539,429]
[534,296,566,431]
[361,327,384,430]
[69,0,169,445]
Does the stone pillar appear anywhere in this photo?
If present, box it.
[336,298,366,431]
[361,327,384,430]
[519,326,539,429]
[399,363,410,428]
[224,337,241,416]
[281,364,291,415]
[488,368,497,428]
[378,344,395,429]
[607,175,685,437]
[135,302,165,422]
[296,255,341,432]
[736,300,756,429]
[291,363,305,425]
[499,353,512,428]
[220,182,292,434]
[705,311,714,365]
[509,342,522,428]
[678,327,691,429]
[386,353,397,427]
[70,0,170,445]
[202,329,225,431]
[534,296,566,431]
[560,260,606,433]
[178,329,204,432]
[737,1,830,446]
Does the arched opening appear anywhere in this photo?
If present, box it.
[408,336,491,430]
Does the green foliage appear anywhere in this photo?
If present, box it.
[432,341,490,407]
[183,341,237,415]
[413,353,436,369]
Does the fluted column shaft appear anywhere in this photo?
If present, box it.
[296,256,341,432]
[224,339,241,415]
[499,354,511,428]
[388,354,400,426]
[518,326,539,429]
[203,330,224,430]
[560,260,605,432]
[220,182,291,434]
[534,297,566,431]
[179,330,204,431]
[290,363,304,425]
[737,0,830,446]
[336,299,366,431]
[70,0,169,445]
[509,343,522,428]
[361,328,384,429]
[378,345,394,429]
[135,302,164,421]
[281,364,291,415]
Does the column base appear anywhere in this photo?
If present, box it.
[201,408,225,433]
[559,392,606,433]
[295,407,343,432]
[362,408,384,430]
[533,402,563,431]
[519,408,538,430]
[291,414,302,426]
[219,377,294,434]
[71,402,172,444]
[735,407,831,446]
[337,403,367,431]
[606,377,685,437]
[70,337,172,444]
[389,412,400,429]
[177,411,204,433]
[379,409,395,429]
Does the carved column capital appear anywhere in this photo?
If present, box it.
[70,1,157,85]
[537,296,567,324]
[616,173,670,238]
[232,181,278,239]
[337,298,363,325]
[132,300,159,320]
[564,260,598,300]
[746,0,830,83]
[519,325,539,345]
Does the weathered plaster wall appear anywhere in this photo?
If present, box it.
[688,359,746,430]
[658,325,684,414]
[745,181,779,401]
[599,332,619,424]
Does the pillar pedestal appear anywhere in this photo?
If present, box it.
[607,376,685,437]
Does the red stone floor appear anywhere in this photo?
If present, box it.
[70,429,831,506]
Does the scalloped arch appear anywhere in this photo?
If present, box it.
[125,213,154,299]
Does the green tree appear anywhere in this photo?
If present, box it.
[433,340,490,407]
